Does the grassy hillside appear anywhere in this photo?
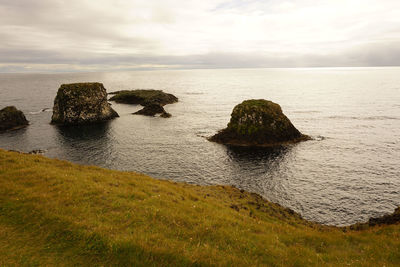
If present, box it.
[0,149,399,266]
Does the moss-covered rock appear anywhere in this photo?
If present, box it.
[210,99,309,146]
[0,106,29,131]
[51,83,119,125]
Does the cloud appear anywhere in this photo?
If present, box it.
[0,0,399,72]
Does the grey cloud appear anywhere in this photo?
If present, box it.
[1,41,399,73]
[0,0,400,72]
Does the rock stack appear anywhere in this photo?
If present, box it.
[51,83,119,125]
[210,99,309,147]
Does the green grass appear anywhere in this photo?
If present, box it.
[0,149,399,266]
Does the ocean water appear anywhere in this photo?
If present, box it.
[0,67,399,226]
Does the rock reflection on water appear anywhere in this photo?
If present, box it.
[223,145,293,201]
[55,122,111,141]
[226,145,289,166]
[54,122,115,166]
[225,145,291,180]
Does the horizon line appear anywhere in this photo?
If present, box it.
[1,65,400,75]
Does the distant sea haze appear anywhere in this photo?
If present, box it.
[0,67,399,226]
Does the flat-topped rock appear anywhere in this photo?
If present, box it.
[209,99,309,147]
[109,89,177,118]
[109,90,178,106]
[0,106,29,131]
[51,83,119,125]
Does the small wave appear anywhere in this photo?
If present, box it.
[308,135,328,141]
[313,135,326,141]
[29,108,51,115]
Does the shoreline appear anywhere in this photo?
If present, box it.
[3,148,399,228]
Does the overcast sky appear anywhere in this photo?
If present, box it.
[1,0,400,72]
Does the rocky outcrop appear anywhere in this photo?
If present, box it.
[209,99,309,147]
[109,89,177,118]
[346,207,400,230]
[0,106,29,131]
[367,207,400,226]
[51,83,119,125]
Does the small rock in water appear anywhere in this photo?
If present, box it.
[28,149,46,155]
[160,112,172,118]
[134,103,167,116]
[0,106,29,132]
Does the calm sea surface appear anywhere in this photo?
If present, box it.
[0,67,399,226]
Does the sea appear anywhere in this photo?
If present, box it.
[0,67,399,226]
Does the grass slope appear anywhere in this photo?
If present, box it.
[0,149,399,266]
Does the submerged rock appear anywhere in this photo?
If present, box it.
[51,83,119,125]
[209,99,309,147]
[0,106,29,131]
[109,89,177,118]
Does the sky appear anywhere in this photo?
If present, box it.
[1,0,400,72]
